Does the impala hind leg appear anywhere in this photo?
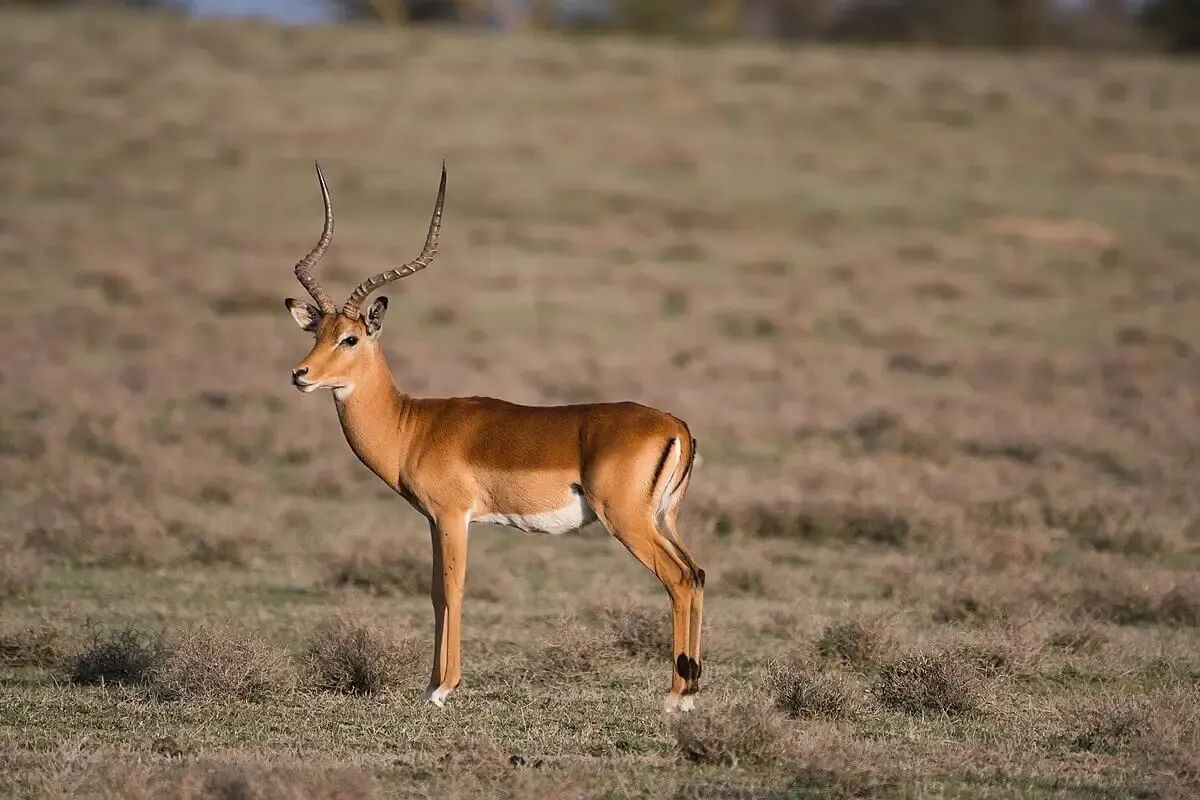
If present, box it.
[659,526,704,701]
[661,514,704,697]
[425,513,469,707]
[602,515,699,712]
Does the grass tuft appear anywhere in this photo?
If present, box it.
[672,698,792,767]
[873,650,981,717]
[303,613,422,695]
[69,623,165,687]
[765,656,865,719]
[153,624,294,701]
[814,614,894,669]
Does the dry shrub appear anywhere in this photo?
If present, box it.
[69,624,165,687]
[0,622,65,669]
[765,656,864,719]
[526,616,616,682]
[814,614,894,669]
[154,624,294,701]
[303,613,421,695]
[672,697,792,767]
[0,546,43,600]
[873,650,981,716]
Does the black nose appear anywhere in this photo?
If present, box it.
[292,367,308,378]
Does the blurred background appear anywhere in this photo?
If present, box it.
[7,0,1200,50]
[1,0,1199,797]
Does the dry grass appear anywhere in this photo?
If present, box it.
[814,614,896,668]
[765,655,866,719]
[873,650,983,716]
[671,697,793,767]
[153,624,295,701]
[1,4,1199,797]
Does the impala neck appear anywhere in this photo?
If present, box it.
[333,348,410,490]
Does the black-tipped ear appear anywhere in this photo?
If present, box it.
[366,296,388,338]
[285,298,321,333]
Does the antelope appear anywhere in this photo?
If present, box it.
[283,162,706,712]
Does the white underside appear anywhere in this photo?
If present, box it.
[474,490,596,535]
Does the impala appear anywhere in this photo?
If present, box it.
[283,162,705,711]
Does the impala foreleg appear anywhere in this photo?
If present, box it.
[425,513,468,707]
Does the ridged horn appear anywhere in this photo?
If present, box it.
[342,161,446,320]
[293,161,337,315]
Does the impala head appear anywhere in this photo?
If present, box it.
[284,161,446,400]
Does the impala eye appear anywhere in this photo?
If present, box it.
[341,335,359,347]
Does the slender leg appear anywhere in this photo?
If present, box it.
[602,515,696,711]
[424,512,469,707]
[662,516,705,697]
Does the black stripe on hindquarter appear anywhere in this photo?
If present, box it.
[649,437,678,505]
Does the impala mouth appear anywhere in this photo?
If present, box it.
[292,376,320,392]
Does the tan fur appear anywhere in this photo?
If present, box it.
[283,165,704,711]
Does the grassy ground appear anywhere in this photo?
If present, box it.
[1,6,1199,798]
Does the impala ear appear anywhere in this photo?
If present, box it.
[285,298,321,333]
[365,296,388,339]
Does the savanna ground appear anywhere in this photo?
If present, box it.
[1,6,1199,798]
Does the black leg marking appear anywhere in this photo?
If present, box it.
[676,653,690,678]
[688,657,702,681]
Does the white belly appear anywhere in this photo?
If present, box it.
[474,491,596,535]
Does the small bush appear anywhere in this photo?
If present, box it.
[526,617,615,682]
[69,624,165,687]
[304,614,421,695]
[672,698,791,767]
[874,651,980,717]
[815,615,894,669]
[765,656,863,719]
[154,624,294,701]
